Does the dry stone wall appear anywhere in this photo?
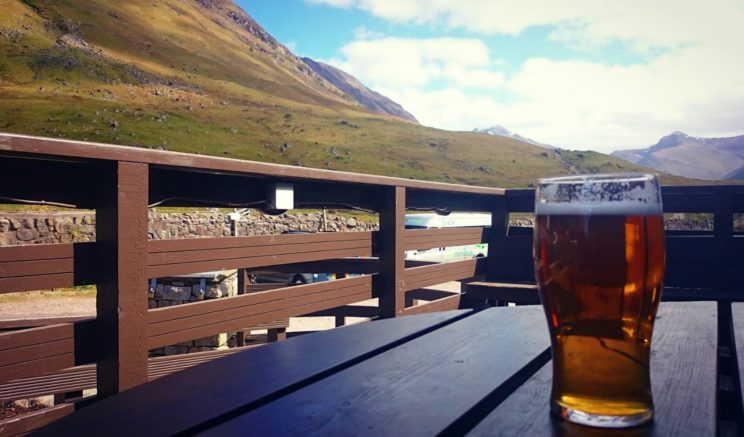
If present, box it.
[148,272,239,356]
[0,210,378,246]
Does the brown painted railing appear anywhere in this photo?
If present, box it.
[0,133,502,432]
[1,132,743,433]
[481,185,744,299]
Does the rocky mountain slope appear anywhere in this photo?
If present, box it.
[0,0,691,187]
[724,165,744,180]
[612,132,744,180]
[301,57,418,123]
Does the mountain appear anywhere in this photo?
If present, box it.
[473,126,552,148]
[0,0,694,188]
[612,132,744,180]
[725,165,744,180]
[301,57,418,123]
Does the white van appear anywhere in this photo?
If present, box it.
[404,213,490,262]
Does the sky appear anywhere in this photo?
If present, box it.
[239,0,744,153]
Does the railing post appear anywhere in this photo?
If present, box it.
[714,190,734,237]
[96,161,149,397]
[236,269,247,347]
[486,195,509,281]
[379,186,405,318]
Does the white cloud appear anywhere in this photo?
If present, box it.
[353,26,385,40]
[305,0,355,8]
[313,0,744,151]
[327,37,502,89]
[308,0,744,50]
[327,33,744,152]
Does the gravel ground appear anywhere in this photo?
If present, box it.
[0,297,96,320]
[0,282,461,331]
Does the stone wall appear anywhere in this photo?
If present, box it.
[0,210,379,246]
[0,213,95,246]
[148,272,239,356]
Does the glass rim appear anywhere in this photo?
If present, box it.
[538,173,657,185]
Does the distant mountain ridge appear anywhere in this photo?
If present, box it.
[611,132,744,180]
[301,58,418,123]
[725,165,744,180]
[473,125,552,148]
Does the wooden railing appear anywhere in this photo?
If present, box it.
[482,185,744,299]
[1,132,742,433]
[0,133,500,433]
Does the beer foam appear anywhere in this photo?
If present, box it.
[536,173,663,215]
[536,200,662,215]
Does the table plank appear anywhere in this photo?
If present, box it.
[468,302,718,436]
[37,310,471,436]
[203,306,551,436]
[732,302,744,419]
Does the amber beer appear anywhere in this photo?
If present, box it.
[534,174,665,428]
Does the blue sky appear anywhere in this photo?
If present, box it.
[239,1,744,152]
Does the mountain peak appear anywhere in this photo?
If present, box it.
[612,132,744,180]
[301,58,418,123]
[473,125,553,149]
[474,125,513,136]
[654,131,695,150]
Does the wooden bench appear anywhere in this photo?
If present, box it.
[465,185,744,307]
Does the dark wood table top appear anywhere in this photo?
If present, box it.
[39,302,723,436]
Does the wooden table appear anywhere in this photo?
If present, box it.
[38,302,726,436]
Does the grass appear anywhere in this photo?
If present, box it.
[0,0,703,189]
[0,285,96,303]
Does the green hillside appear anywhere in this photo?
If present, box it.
[0,0,692,187]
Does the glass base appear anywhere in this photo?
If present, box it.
[551,401,653,428]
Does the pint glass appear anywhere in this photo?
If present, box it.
[534,174,665,428]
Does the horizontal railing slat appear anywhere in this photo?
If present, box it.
[0,274,75,295]
[1,354,76,386]
[403,293,462,316]
[246,258,379,275]
[0,320,98,386]
[0,258,73,279]
[148,246,372,278]
[503,186,744,214]
[0,244,75,262]
[149,282,372,338]
[0,324,77,385]
[0,338,74,368]
[0,243,96,293]
[149,288,373,349]
[0,324,74,351]
[150,275,371,324]
[402,259,484,292]
[148,276,373,347]
[0,134,506,196]
[148,238,371,267]
[666,237,744,264]
[148,232,373,253]
[403,228,487,250]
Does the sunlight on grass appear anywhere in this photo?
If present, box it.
[0,285,96,303]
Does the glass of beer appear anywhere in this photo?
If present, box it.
[534,173,665,428]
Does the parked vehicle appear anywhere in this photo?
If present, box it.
[251,230,336,285]
[251,271,336,285]
[404,213,490,262]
